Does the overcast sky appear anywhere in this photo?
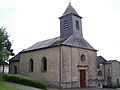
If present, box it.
[0,0,120,61]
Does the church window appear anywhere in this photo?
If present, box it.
[117,79,119,84]
[14,66,17,74]
[98,70,102,76]
[81,54,85,62]
[29,58,34,72]
[63,20,69,30]
[41,57,47,72]
[75,20,79,30]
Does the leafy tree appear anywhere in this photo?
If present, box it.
[0,27,14,73]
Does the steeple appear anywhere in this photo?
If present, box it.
[62,2,79,17]
[59,3,83,39]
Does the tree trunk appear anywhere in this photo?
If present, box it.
[2,63,5,73]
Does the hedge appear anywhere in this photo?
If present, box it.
[0,73,4,81]
[2,74,47,90]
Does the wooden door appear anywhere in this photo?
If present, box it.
[80,70,86,87]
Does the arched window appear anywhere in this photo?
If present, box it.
[14,66,17,74]
[29,58,33,72]
[98,70,102,76]
[41,57,47,72]
[117,79,119,84]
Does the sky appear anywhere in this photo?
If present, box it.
[0,0,120,61]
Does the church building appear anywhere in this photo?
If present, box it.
[9,3,98,88]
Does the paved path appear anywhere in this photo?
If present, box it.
[6,82,42,90]
[5,82,120,90]
[48,88,120,90]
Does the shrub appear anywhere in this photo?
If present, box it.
[3,74,47,90]
[0,73,2,81]
[103,84,117,89]
[114,83,120,88]
[0,73,4,81]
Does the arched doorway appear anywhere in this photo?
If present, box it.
[14,66,17,74]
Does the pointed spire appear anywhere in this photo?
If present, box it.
[61,2,78,17]
[69,0,71,5]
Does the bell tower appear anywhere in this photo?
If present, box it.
[59,3,83,39]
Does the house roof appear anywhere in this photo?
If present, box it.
[105,60,120,64]
[97,56,107,64]
[97,56,107,68]
[9,54,20,62]
[60,2,82,18]
[21,35,96,53]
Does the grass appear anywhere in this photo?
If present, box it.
[0,81,25,90]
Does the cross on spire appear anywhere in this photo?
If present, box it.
[69,0,71,5]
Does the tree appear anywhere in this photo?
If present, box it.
[0,27,14,73]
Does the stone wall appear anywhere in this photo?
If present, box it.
[19,47,60,87]
[61,45,97,88]
[11,45,97,88]
[105,61,120,84]
[9,61,19,74]
[112,61,120,84]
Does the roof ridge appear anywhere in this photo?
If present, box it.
[62,35,73,44]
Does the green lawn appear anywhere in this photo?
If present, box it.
[0,81,25,90]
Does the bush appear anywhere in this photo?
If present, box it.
[2,74,47,90]
[0,73,4,81]
[0,73,2,81]
[114,83,120,88]
[103,84,117,89]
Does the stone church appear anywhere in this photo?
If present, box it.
[9,3,98,88]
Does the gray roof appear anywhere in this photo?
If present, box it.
[62,35,94,50]
[9,54,20,62]
[61,3,81,18]
[97,56,107,64]
[22,35,96,53]
[97,56,107,68]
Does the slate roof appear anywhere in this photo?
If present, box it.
[97,56,120,66]
[105,60,120,64]
[97,56,107,68]
[22,35,96,53]
[9,54,20,62]
[60,2,82,18]
[97,56,107,64]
